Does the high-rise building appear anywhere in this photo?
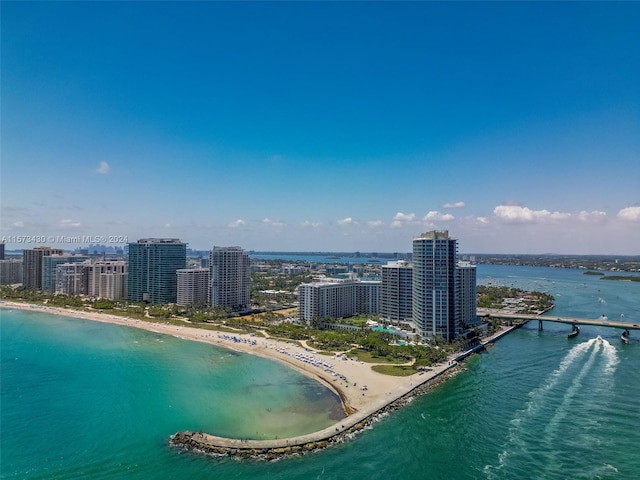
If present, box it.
[298,279,380,323]
[381,260,413,325]
[209,246,251,311]
[127,238,186,304]
[42,254,88,292]
[456,261,479,333]
[412,230,459,341]
[56,262,87,295]
[0,242,5,260]
[86,261,128,300]
[22,247,63,289]
[0,259,23,284]
[177,268,210,306]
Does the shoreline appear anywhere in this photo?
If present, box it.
[0,300,436,414]
[1,299,515,459]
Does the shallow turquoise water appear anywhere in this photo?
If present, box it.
[2,264,639,479]
[0,311,344,479]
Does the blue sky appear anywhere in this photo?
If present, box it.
[2,1,639,254]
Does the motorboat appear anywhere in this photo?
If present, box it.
[596,335,603,343]
[568,325,580,338]
[621,330,630,344]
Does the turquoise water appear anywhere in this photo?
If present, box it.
[0,312,344,479]
[2,264,640,479]
[373,326,399,335]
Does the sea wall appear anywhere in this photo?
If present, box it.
[170,365,463,461]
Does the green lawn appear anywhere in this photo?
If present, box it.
[371,364,416,376]
[353,349,408,364]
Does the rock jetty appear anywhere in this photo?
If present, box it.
[170,365,462,461]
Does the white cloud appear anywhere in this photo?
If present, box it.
[13,221,25,227]
[367,220,385,228]
[577,210,607,221]
[338,217,357,226]
[423,211,454,221]
[164,223,171,228]
[476,216,489,224]
[617,206,640,221]
[263,218,286,228]
[228,219,246,228]
[548,211,571,220]
[493,205,565,223]
[393,212,416,222]
[390,212,417,228]
[301,220,321,228]
[443,201,465,209]
[58,219,81,228]
[97,161,110,174]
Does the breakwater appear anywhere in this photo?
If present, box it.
[170,364,463,461]
[170,326,518,460]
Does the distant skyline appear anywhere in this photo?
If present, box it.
[2,2,639,255]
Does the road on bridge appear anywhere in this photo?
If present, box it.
[478,309,640,331]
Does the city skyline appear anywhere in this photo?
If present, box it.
[2,2,639,255]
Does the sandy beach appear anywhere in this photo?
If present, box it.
[0,300,460,415]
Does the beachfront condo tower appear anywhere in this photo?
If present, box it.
[22,247,63,289]
[127,238,186,304]
[177,267,211,307]
[298,279,381,324]
[456,260,479,333]
[381,260,413,326]
[86,261,128,300]
[209,246,251,311]
[412,230,477,342]
[42,254,88,292]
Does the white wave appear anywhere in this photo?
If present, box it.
[486,338,601,477]
[540,341,602,476]
[600,339,619,376]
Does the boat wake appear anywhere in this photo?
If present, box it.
[484,338,619,479]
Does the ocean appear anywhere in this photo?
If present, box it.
[1,265,639,479]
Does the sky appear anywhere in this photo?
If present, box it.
[1,1,639,254]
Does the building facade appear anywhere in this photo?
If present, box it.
[456,261,479,332]
[42,254,88,292]
[412,230,459,341]
[298,279,380,323]
[127,239,186,304]
[86,261,128,300]
[381,260,413,325]
[209,247,251,311]
[22,247,63,289]
[55,262,87,296]
[0,259,23,285]
[177,268,210,306]
[412,231,478,341]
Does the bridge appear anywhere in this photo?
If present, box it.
[478,308,638,341]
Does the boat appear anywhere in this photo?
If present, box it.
[568,325,580,338]
[621,329,630,344]
[596,335,603,343]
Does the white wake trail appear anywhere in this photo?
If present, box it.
[484,340,595,478]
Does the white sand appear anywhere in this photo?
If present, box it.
[0,300,459,414]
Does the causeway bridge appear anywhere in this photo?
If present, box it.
[478,308,638,341]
